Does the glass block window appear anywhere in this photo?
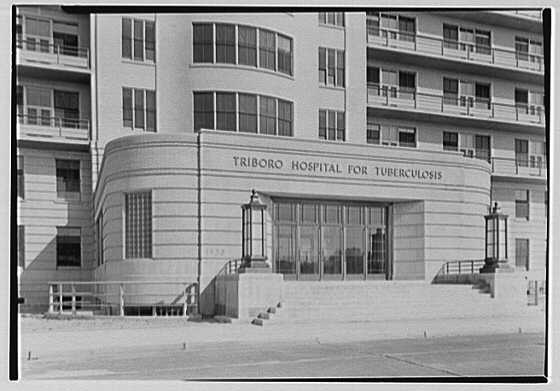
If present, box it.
[56,227,81,267]
[124,191,152,259]
[56,159,80,198]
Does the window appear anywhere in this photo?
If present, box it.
[260,96,276,135]
[515,36,542,61]
[18,225,25,269]
[122,18,155,62]
[239,93,257,133]
[277,34,292,75]
[530,141,545,168]
[259,29,276,71]
[193,92,214,131]
[26,86,52,126]
[25,16,51,52]
[515,190,529,219]
[381,69,398,97]
[122,87,156,131]
[56,159,80,198]
[278,99,293,136]
[515,238,529,270]
[367,121,380,144]
[319,12,345,27]
[443,78,459,105]
[17,156,24,199]
[54,90,79,128]
[193,23,213,63]
[238,26,257,67]
[194,92,292,136]
[125,191,152,259]
[193,24,292,76]
[318,110,345,141]
[398,127,416,147]
[216,92,236,131]
[53,21,79,56]
[475,30,491,54]
[367,66,380,94]
[515,139,529,167]
[398,71,415,99]
[57,227,81,267]
[475,83,491,109]
[398,16,415,42]
[443,24,459,49]
[318,48,344,87]
[460,133,475,157]
[443,131,458,151]
[475,135,490,162]
[381,125,398,146]
[216,24,235,64]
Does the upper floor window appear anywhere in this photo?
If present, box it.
[515,88,544,116]
[319,48,345,87]
[367,67,416,99]
[443,24,491,54]
[18,15,81,56]
[17,156,24,199]
[443,131,458,151]
[193,91,293,136]
[515,190,530,219]
[318,12,345,27]
[18,86,83,128]
[56,227,81,267]
[56,159,80,199]
[367,13,415,41]
[319,109,345,141]
[122,87,156,131]
[124,191,152,259]
[515,36,542,61]
[193,23,293,76]
[459,134,491,161]
[443,78,491,109]
[122,18,155,62]
[515,139,546,168]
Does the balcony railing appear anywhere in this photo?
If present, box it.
[17,112,90,142]
[366,26,544,73]
[491,156,547,178]
[367,83,545,126]
[16,36,90,69]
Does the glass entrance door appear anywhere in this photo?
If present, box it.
[273,200,389,280]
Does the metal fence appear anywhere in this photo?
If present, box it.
[47,281,198,317]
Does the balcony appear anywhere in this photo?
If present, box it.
[16,36,90,73]
[366,27,544,75]
[366,84,545,130]
[491,157,547,180]
[17,109,90,147]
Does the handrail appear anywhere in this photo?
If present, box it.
[366,25,544,73]
[47,281,199,317]
[366,83,546,125]
[216,258,244,277]
[18,113,89,131]
[436,260,486,276]
[16,36,89,58]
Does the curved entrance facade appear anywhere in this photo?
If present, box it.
[273,200,390,280]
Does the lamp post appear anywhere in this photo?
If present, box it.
[239,189,270,273]
[480,202,511,273]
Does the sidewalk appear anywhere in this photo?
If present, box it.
[20,309,545,361]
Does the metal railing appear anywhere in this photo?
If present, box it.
[491,157,547,178]
[438,260,486,276]
[16,36,90,69]
[366,83,546,125]
[366,26,544,73]
[217,258,244,276]
[47,281,199,317]
[17,112,90,141]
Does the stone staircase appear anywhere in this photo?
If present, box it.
[253,281,540,325]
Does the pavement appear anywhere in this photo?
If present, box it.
[22,331,545,380]
[19,309,546,378]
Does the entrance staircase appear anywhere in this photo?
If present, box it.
[261,280,540,325]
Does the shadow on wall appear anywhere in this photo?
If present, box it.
[19,237,57,313]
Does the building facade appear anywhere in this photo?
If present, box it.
[16,7,547,314]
